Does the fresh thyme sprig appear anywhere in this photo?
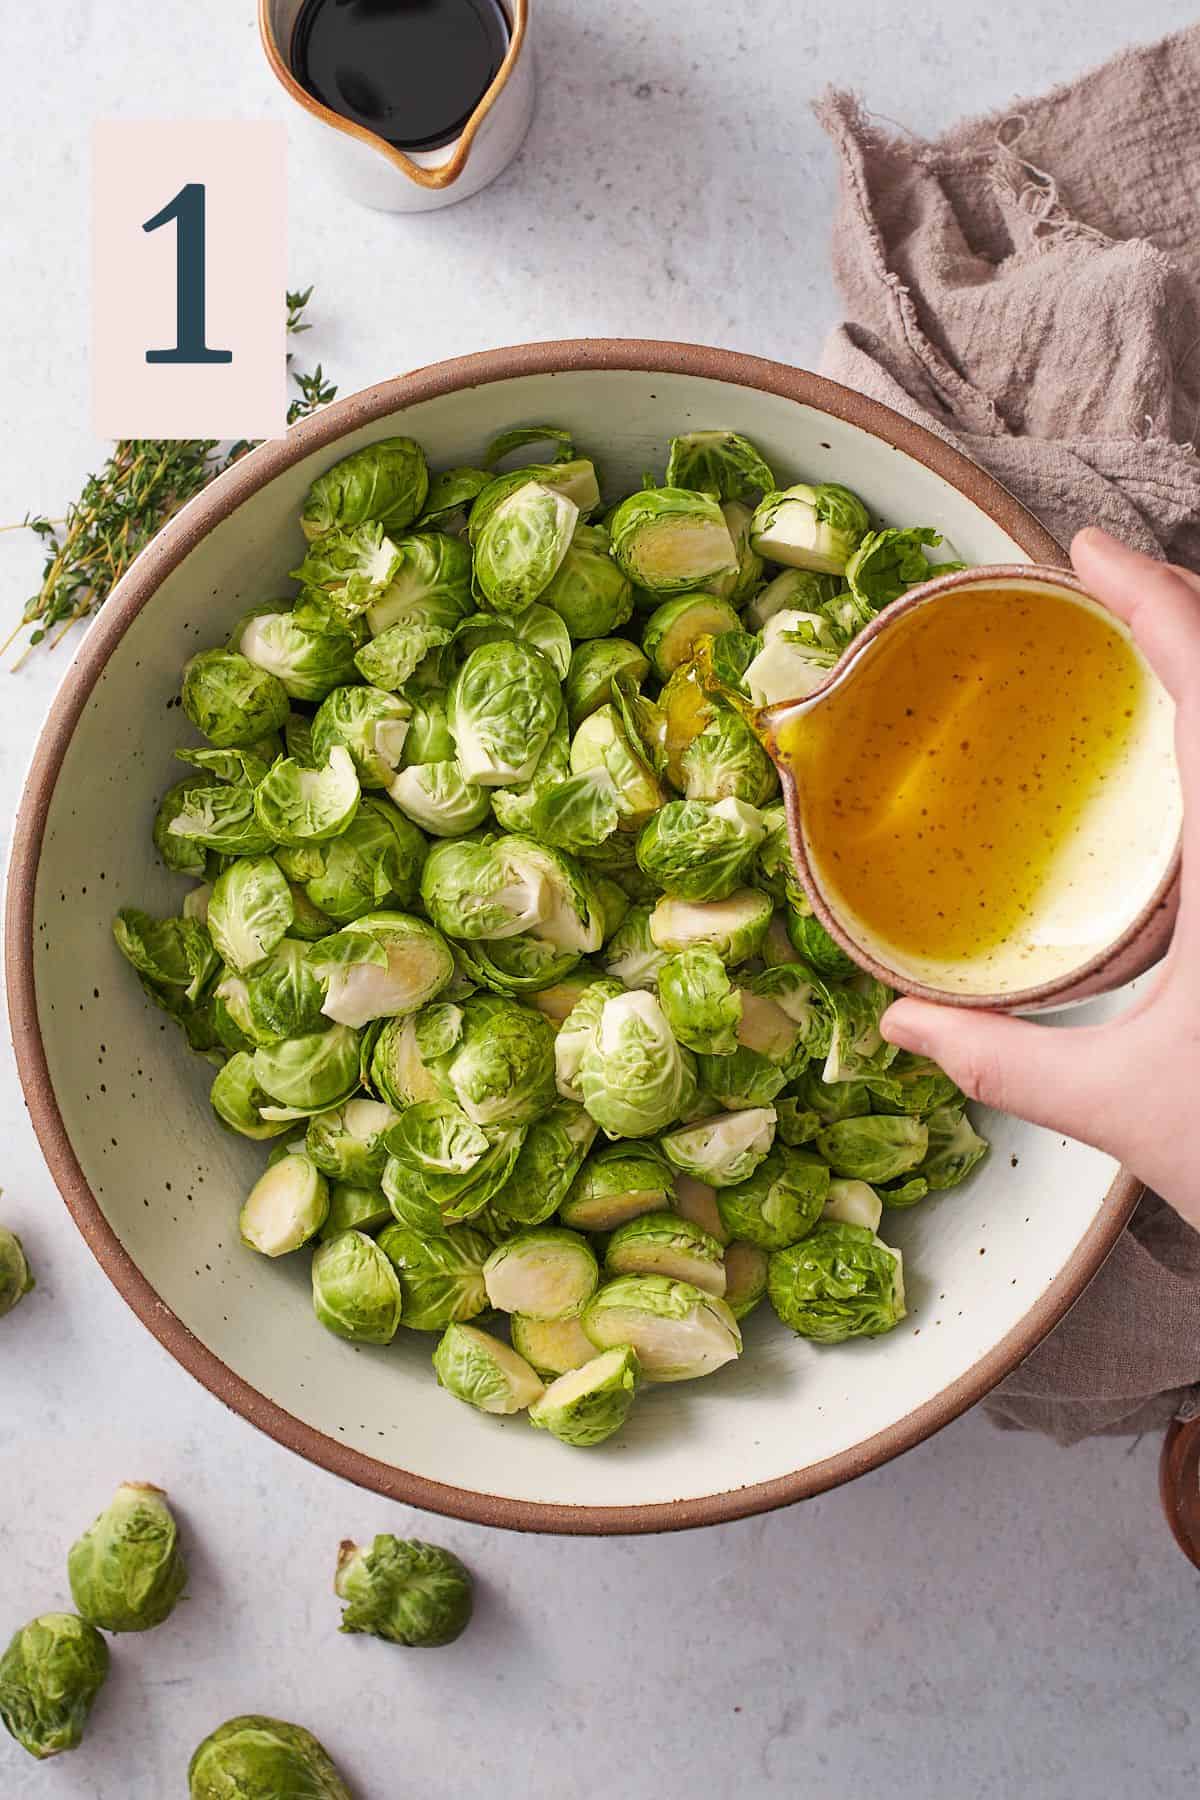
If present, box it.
[4,288,338,666]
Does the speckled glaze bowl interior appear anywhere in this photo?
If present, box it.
[7,342,1140,1533]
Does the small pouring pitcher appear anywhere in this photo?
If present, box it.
[259,0,534,212]
[758,565,1181,1013]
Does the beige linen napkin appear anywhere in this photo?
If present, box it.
[816,27,1200,1441]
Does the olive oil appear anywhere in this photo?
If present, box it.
[292,0,510,154]
[774,588,1147,969]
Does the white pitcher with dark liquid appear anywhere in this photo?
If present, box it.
[259,0,534,212]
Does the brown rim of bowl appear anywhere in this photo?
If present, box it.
[761,564,1184,1011]
[5,338,1141,1535]
[258,0,530,192]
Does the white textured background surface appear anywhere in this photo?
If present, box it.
[2,3,1197,1795]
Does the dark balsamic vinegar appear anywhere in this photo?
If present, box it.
[291,0,511,154]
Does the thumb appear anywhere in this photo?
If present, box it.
[881,998,1124,1149]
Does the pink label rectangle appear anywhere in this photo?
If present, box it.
[93,121,287,441]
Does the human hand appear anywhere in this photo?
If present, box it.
[881,528,1200,1225]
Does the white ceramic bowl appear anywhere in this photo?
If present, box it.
[7,343,1138,1533]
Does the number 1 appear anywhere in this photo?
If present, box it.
[143,183,233,366]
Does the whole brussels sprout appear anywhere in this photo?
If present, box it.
[657,947,742,1055]
[450,640,562,786]
[749,480,870,575]
[419,993,558,1127]
[539,523,634,638]
[312,1230,403,1343]
[383,1103,526,1227]
[181,649,290,749]
[664,430,775,502]
[188,1714,353,1799]
[660,1106,777,1188]
[66,1482,186,1633]
[335,1536,473,1646]
[311,685,411,788]
[314,913,454,1029]
[715,1144,829,1250]
[609,488,737,594]
[207,856,294,974]
[814,1115,928,1183]
[252,1024,362,1114]
[581,1275,741,1382]
[376,1223,491,1331]
[488,1102,597,1228]
[529,1344,640,1447]
[432,1321,545,1414]
[303,796,427,923]
[696,1044,788,1111]
[579,990,696,1138]
[768,1222,905,1342]
[306,1097,398,1185]
[636,798,766,902]
[564,638,651,729]
[604,1211,726,1295]
[473,480,579,614]
[254,747,360,847]
[240,1152,329,1255]
[722,1240,769,1320]
[785,903,857,975]
[0,1226,34,1318]
[237,611,360,704]
[301,434,429,540]
[0,1613,109,1760]
[483,1227,599,1319]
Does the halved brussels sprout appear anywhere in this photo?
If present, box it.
[822,977,899,1082]
[312,1230,403,1343]
[306,1097,398,1185]
[401,689,456,764]
[430,994,558,1127]
[823,1178,883,1231]
[525,968,606,1025]
[815,1115,928,1183]
[864,1052,962,1118]
[660,1106,777,1188]
[236,611,359,703]
[67,1483,186,1634]
[528,1345,640,1447]
[636,797,766,902]
[704,501,766,604]
[240,1152,329,1255]
[368,1014,443,1111]
[715,1144,829,1250]
[292,522,404,629]
[164,779,276,858]
[301,436,429,541]
[254,747,360,846]
[432,1322,545,1414]
[768,1223,905,1342]
[383,1100,525,1226]
[251,1024,361,1116]
[449,640,561,785]
[315,913,454,1028]
[560,1140,674,1231]
[539,523,634,638]
[489,1102,597,1228]
[609,489,737,594]
[579,990,696,1138]
[210,1053,295,1140]
[749,481,870,575]
[311,685,411,788]
[745,962,832,1062]
[664,430,775,502]
[319,1181,392,1240]
[0,1227,34,1318]
[181,649,290,749]
[455,933,580,997]
[483,1228,599,1319]
[569,704,666,833]
[642,594,742,680]
[744,609,842,706]
[469,458,600,540]
[302,795,427,923]
[649,888,772,965]
[207,856,294,974]
[600,904,669,992]
[387,759,488,837]
[671,1174,728,1244]
[510,1312,599,1378]
[604,1211,726,1295]
[376,1223,491,1330]
[784,903,857,975]
[722,1241,769,1320]
[680,710,777,807]
[215,938,327,1048]
[919,1103,989,1189]
[564,638,651,729]
[364,531,473,637]
[419,466,491,529]
[792,1066,873,1124]
[743,568,839,632]
[0,1613,109,1761]
[473,480,579,614]
[188,1715,353,1800]
[582,1275,741,1381]
[696,1044,788,1112]
[335,1537,472,1647]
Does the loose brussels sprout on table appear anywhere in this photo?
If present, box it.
[189,1714,353,1799]
[67,1482,187,1634]
[0,1224,34,1318]
[113,421,989,1454]
[0,1613,109,1760]
[336,1535,472,1647]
